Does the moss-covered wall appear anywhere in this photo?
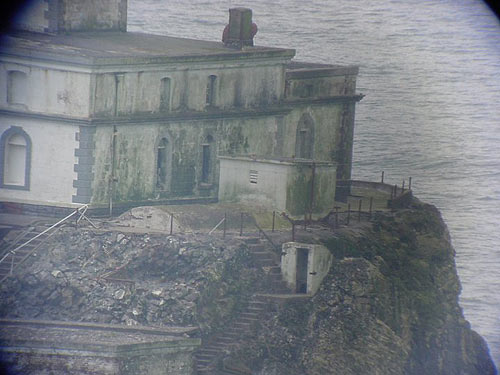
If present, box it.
[88,64,357,207]
[285,163,336,217]
[92,63,285,117]
[91,115,283,205]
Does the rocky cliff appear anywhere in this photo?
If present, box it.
[0,201,496,374]
[227,200,497,374]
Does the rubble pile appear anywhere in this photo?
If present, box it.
[0,224,261,333]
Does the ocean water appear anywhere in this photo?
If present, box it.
[127,0,500,366]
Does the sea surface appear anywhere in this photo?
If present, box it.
[128,0,500,366]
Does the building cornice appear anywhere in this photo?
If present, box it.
[0,106,294,126]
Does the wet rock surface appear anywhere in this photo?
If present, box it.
[0,226,263,335]
[221,201,497,375]
[0,202,496,374]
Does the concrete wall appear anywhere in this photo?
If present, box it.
[0,320,199,375]
[0,116,78,205]
[218,157,336,216]
[281,242,332,295]
[92,63,285,117]
[0,62,91,118]
[285,73,357,100]
[285,161,336,216]
[89,113,285,206]
[218,157,289,210]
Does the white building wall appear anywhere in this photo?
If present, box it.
[92,63,285,116]
[0,62,91,117]
[218,157,289,210]
[0,116,79,205]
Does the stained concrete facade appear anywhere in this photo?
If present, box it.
[0,319,199,375]
[0,1,362,215]
[281,242,333,295]
[219,156,336,216]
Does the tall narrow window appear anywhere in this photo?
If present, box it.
[7,71,27,105]
[206,75,217,106]
[156,138,170,190]
[295,113,315,159]
[0,126,31,190]
[201,135,213,183]
[201,145,210,183]
[160,77,171,112]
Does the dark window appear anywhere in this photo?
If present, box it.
[206,75,217,106]
[201,144,210,183]
[0,126,31,190]
[160,77,171,112]
[156,138,170,190]
[295,114,315,159]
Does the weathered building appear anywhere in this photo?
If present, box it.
[0,0,362,216]
[0,319,199,375]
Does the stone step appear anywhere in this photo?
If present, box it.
[197,348,220,355]
[243,237,260,244]
[250,251,274,259]
[239,312,260,318]
[255,259,275,267]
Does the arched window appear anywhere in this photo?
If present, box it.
[295,113,315,159]
[206,75,217,106]
[201,135,214,183]
[0,126,31,190]
[156,137,170,191]
[160,77,171,112]
[7,71,27,105]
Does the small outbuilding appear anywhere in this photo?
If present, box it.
[280,242,333,295]
[218,156,336,217]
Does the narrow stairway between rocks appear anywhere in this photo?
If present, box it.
[195,236,305,374]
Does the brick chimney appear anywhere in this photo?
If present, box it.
[223,8,257,49]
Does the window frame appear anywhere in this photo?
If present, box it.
[7,70,28,106]
[0,126,32,190]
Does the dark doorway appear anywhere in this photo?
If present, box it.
[296,248,309,293]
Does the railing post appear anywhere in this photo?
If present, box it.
[402,180,405,192]
[358,200,362,222]
[223,212,227,239]
[347,203,351,225]
[304,213,307,230]
[240,212,243,236]
[272,211,275,233]
[409,177,412,190]
[170,214,173,235]
[381,171,384,183]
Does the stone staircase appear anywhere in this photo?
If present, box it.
[0,224,55,282]
[195,237,293,374]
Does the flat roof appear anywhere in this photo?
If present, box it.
[0,30,296,66]
[0,319,199,352]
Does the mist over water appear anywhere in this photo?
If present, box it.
[128,0,500,366]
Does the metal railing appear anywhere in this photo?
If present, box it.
[0,204,89,282]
